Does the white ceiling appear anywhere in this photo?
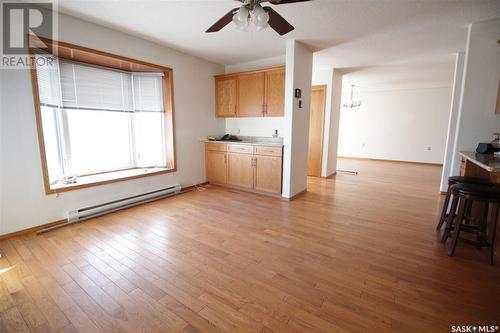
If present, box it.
[340,62,456,92]
[56,0,500,70]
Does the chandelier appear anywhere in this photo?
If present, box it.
[343,85,361,109]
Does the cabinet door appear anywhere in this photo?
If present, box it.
[206,151,227,184]
[254,155,282,194]
[238,73,265,117]
[227,153,254,189]
[265,68,285,117]
[216,78,237,117]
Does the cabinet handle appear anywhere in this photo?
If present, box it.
[224,154,227,164]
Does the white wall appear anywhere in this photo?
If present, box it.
[225,117,284,137]
[338,86,452,164]
[312,69,333,176]
[449,17,500,176]
[0,12,225,235]
[282,40,313,198]
[328,70,343,175]
[440,52,465,192]
[311,68,343,177]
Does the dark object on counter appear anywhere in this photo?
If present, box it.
[211,134,242,142]
[476,143,500,154]
[491,132,500,148]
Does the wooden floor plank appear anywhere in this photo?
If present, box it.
[1,159,500,333]
[0,306,31,333]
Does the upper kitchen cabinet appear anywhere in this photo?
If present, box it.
[216,77,237,117]
[238,72,266,117]
[214,66,285,118]
[264,67,285,117]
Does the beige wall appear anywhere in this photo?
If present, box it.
[0,11,225,235]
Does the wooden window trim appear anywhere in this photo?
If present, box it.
[29,35,176,195]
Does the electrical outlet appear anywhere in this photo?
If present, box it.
[236,128,240,134]
[362,143,366,148]
[426,146,432,151]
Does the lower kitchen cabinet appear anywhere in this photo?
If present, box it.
[228,152,254,189]
[205,142,283,196]
[206,150,227,185]
[254,155,282,194]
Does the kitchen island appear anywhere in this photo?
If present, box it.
[459,151,500,174]
[458,151,500,259]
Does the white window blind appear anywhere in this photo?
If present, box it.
[133,74,164,111]
[36,54,62,106]
[60,61,133,111]
[34,53,168,184]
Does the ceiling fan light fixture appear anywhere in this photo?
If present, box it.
[252,4,270,31]
[232,6,250,30]
[206,0,311,35]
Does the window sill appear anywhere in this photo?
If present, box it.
[48,167,175,194]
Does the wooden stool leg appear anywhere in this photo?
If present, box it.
[442,195,459,243]
[437,188,452,230]
[488,203,499,265]
[464,200,473,225]
[477,202,489,248]
[448,199,466,257]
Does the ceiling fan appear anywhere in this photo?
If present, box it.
[206,0,311,36]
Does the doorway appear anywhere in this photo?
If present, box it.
[308,85,326,177]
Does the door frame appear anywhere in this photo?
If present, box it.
[308,85,327,177]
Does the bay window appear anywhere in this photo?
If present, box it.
[31,38,175,193]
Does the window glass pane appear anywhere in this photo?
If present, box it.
[134,112,166,167]
[34,55,171,187]
[65,110,133,175]
[40,106,63,182]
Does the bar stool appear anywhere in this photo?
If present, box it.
[443,183,500,264]
[436,176,493,231]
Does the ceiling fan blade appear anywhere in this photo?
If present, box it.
[264,7,294,36]
[206,8,239,33]
[268,0,312,4]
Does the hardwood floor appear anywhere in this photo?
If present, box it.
[1,158,499,333]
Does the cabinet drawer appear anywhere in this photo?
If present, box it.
[227,144,253,154]
[206,142,227,152]
[254,146,282,157]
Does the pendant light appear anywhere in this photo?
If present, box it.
[343,85,362,109]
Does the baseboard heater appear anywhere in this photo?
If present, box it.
[37,184,181,234]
